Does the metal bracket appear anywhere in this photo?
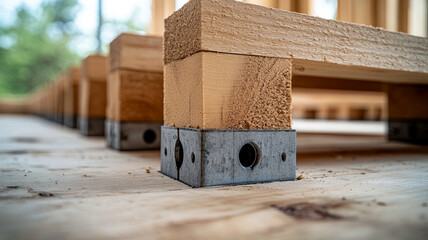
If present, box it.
[64,115,77,129]
[389,119,428,144]
[105,120,162,150]
[78,117,105,136]
[161,126,296,187]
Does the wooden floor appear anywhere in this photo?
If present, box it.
[0,115,427,240]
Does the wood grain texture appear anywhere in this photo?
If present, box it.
[79,79,106,118]
[164,0,428,83]
[109,33,163,72]
[164,51,292,129]
[107,69,163,122]
[79,55,107,118]
[1,116,428,240]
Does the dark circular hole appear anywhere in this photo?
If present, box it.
[191,152,195,163]
[143,129,156,144]
[239,142,260,168]
[281,152,287,162]
[174,139,184,169]
[121,132,128,141]
[164,147,167,156]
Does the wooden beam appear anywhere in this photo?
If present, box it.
[148,0,175,36]
[164,0,428,83]
[64,66,81,128]
[107,34,163,123]
[164,51,292,129]
[53,75,66,124]
[243,0,279,8]
[376,0,400,32]
[337,0,376,26]
[107,70,163,122]
[109,33,163,72]
[79,55,108,119]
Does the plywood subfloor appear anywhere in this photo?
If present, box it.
[0,115,427,240]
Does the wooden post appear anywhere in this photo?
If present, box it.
[78,55,108,136]
[53,75,66,124]
[64,66,81,128]
[148,0,175,36]
[106,33,163,150]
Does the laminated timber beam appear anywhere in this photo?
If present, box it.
[106,33,163,150]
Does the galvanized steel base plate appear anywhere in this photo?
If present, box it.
[64,115,77,129]
[105,120,161,150]
[78,117,105,136]
[161,126,296,187]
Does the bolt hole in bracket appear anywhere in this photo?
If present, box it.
[105,120,162,150]
[160,126,296,187]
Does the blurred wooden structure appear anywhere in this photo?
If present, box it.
[164,0,428,143]
[148,0,175,36]
[107,33,163,123]
[78,55,108,136]
[292,89,386,121]
[106,33,164,150]
[64,67,81,128]
[0,97,28,114]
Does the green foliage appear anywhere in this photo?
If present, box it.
[0,0,81,96]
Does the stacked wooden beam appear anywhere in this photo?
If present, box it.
[64,66,81,128]
[78,55,108,136]
[106,33,163,150]
[163,0,428,144]
[19,0,428,149]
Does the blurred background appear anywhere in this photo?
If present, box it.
[0,0,426,126]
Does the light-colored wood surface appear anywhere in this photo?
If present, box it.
[164,0,428,83]
[106,33,163,122]
[148,0,175,36]
[337,0,376,26]
[292,75,386,92]
[107,69,163,122]
[82,55,107,81]
[109,33,163,73]
[79,55,107,118]
[0,115,427,240]
[164,51,292,129]
[79,80,107,118]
